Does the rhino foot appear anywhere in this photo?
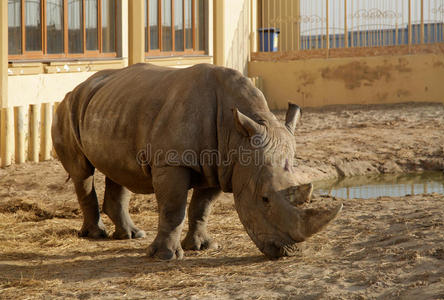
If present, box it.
[112,227,146,240]
[182,232,219,251]
[147,240,184,260]
[79,224,108,239]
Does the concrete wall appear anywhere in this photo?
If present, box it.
[7,72,95,107]
[224,0,251,75]
[249,53,444,109]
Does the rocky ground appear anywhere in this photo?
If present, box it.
[0,102,443,299]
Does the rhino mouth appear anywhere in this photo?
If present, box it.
[261,241,303,259]
[255,233,303,259]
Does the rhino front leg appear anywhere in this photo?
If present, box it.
[182,188,221,251]
[148,167,190,260]
[103,177,146,239]
[73,175,108,239]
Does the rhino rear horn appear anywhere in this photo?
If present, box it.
[285,102,301,134]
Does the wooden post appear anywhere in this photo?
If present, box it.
[14,106,26,164]
[28,104,40,163]
[40,103,52,161]
[0,0,8,108]
[128,0,145,65]
[1,107,14,167]
[51,102,60,158]
[420,0,424,44]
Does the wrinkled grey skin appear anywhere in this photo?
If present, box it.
[52,63,341,260]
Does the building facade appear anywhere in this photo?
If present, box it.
[1,0,255,108]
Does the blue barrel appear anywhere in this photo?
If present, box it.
[258,28,280,52]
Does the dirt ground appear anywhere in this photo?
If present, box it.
[1,102,443,299]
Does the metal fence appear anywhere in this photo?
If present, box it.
[258,0,444,52]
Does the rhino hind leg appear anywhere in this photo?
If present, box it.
[103,177,146,239]
[73,175,108,239]
[147,167,190,260]
[182,188,221,251]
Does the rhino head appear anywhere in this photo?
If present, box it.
[231,103,342,259]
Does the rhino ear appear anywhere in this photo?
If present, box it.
[233,108,264,137]
[285,102,302,134]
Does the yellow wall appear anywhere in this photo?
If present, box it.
[224,0,251,75]
[249,53,444,109]
[214,0,252,75]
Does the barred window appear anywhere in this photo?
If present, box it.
[145,0,207,56]
[8,0,117,60]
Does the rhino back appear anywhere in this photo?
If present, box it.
[77,64,220,192]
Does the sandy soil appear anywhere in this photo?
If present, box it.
[1,102,443,299]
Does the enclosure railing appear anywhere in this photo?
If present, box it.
[0,102,60,167]
[257,0,444,53]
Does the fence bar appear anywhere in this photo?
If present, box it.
[420,0,424,43]
[408,0,412,46]
[344,0,348,48]
[1,107,14,167]
[28,104,40,162]
[14,106,25,164]
[326,0,329,52]
[40,102,53,161]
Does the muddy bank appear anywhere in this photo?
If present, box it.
[275,102,444,183]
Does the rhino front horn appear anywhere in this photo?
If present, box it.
[299,204,343,240]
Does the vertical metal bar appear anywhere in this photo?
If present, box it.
[171,0,175,52]
[408,0,412,46]
[64,0,68,55]
[262,0,264,52]
[280,0,283,52]
[267,0,270,51]
[147,0,151,52]
[421,0,424,43]
[192,0,195,50]
[291,0,294,51]
[21,0,25,54]
[344,0,348,48]
[158,0,162,51]
[98,0,102,52]
[42,0,46,54]
[83,0,86,53]
[326,0,329,52]
[273,0,276,51]
[182,0,185,51]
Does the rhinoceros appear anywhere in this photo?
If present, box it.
[52,63,341,260]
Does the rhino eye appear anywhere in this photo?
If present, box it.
[262,197,269,204]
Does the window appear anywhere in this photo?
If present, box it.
[145,0,207,56]
[8,0,117,60]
